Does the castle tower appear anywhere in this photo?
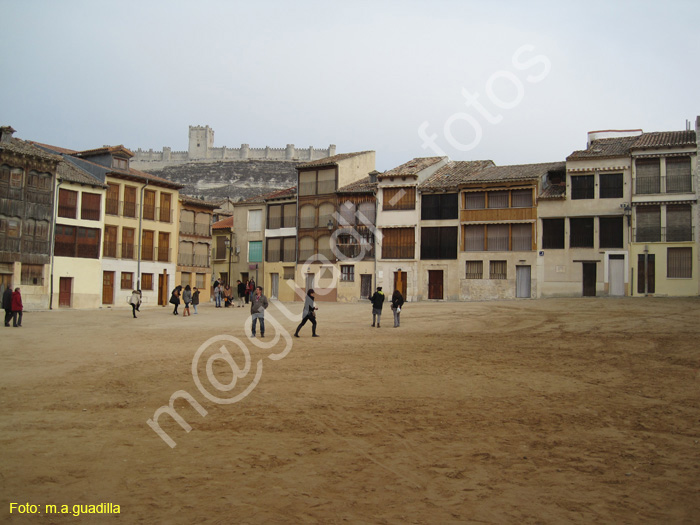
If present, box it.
[188,125,215,160]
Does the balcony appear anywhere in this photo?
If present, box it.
[177,252,210,268]
[102,243,136,259]
[635,175,693,195]
[179,221,211,236]
[335,242,374,260]
[157,247,171,262]
[633,226,694,243]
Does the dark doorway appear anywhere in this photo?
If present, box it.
[59,277,72,307]
[582,263,596,297]
[428,270,443,299]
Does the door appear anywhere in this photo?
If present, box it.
[609,256,625,296]
[305,273,315,292]
[394,271,407,298]
[143,189,156,220]
[142,230,154,261]
[515,265,531,298]
[160,193,172,222]
[158,232,170,262]
[428,270,443,300]
[270,273,279,300]
[59,277,72,307]
[360,274,372,299]
[158,271,167,306]
[104,225,117,258]
[102,271,114,305]
[582,263,596,297]
[637,254,655,294]
[0,273,12,296]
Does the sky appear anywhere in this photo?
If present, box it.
[2,0,699,171]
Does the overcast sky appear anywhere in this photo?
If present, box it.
[2,0,698,171]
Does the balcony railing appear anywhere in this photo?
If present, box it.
[180,221,211,236]
[81,207,101,221]
[143,204,156,221]
[633,226,694,243]
[177,252,210,267]
[157,247,171,262]
[635,175,694,195]
[22,239,50,254]
[299,216,315,229]
[336,243,374,259]
[58,205,77,219]
[104,200,174,222]
[382,246,414,259]
[102,243,136,259]
[0,237,20,253]
[158,207,173,223]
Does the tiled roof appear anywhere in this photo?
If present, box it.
[212,216,234,230]
[379,157,445,179]
[264,186,297,201]
[631,130,696,149]
[76,145,135,158]
[464,161,566,184]
[29,141,78,155]
[538,184,566,199]
[419,160,495,190]
[179,195,220,209]
[57,160,106,187]
[337,175,377,194]
[296,151,374,169]
[567,136,638,160]
[0,138,62,163]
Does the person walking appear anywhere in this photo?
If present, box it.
[129,289,141,319]
[294,289,319,337]
[170,285,182,315]
[236,279,245,307]
[192,287,200,314]
[250,286,269,338]
[3,285,12,327]
[244,279,251,304]
[182,285,193,317]
[391,289,404,328]
[11,287,23,327]
[370,286,385,328]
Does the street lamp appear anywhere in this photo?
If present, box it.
[224,236,232,286]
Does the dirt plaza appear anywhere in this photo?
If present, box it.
[1,297,699,524]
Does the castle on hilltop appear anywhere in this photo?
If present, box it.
[130,125,336,170]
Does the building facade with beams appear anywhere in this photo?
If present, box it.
[263,187,297,302]
[211,215,233,291]
[177,196,217,302]
[375,157,448,302]
[295,151,376,302]
[0,127,60,308]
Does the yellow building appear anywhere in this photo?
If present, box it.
[176,196,218,302]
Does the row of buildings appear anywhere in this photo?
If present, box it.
[1,118,698,309]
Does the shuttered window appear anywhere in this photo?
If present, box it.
[358,202,375,225]
[489,260,507,279]
[299,171,316,196]
[635,206,660,242]
[542,219,564,249]
[666,157,692,193]
[339,200,356,226]
[283,237,296,262]
[486,224,509,251]
[465,260,483,279]
[266,238,281,262]
[318,203,335,229]
[464,225,485,251]
[299,205,316,229]
[248,210,262,232]
[599,216,624,248]
[283,203,296,227]
[420,227,457,259]
[511,224,533,251]
[382,228,414,259]
[667,248,692,278]
[421,193,458,220]
[81,192,101,221]
[317,169,336,194]
[267,205,282,229]
[383,187,416,210]
[58,189,78,218]
[571,175,594,199]
[599,173,623,198]
[666,205,692,242]
[569,218,594,248]
[299,236,314,261]
[635,159,660,194]
[511,190,532,208]
[487,192,508,209]
[465,192,485,209]
[248,241,262,263]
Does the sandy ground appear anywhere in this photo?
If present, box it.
[1,297,699,524]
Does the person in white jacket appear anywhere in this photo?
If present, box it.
[129,290,142,319]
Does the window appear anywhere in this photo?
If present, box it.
[569,218,594,248]
[180,273,191,287]
[358,202,375,225]
[487,192,508,209]
[10,169,23,188]
[420,227,458,259]
[542,219,565,249]
[77,227,100,258]
[666,205,692,242]
[266,238,281,262]
[383,187,416,211]
[283,237,296,262]
[106,183,119,215]
[299,204,315,229]
[511,190,533,208]
[464,225,485,251]
[299,236,314,261]
[318,202,335,229]
[283,203,296,228]
[113,157,128,170]
[54,225,100,258]
[21,264,43,286]
[299,171,316,196]
[157,232,170,262]
[194,243,209,267]
[339,200,356,226]
[465,261,483,279]
[141,273,153,290]
[143,190,156,220]
[381,228,415,259]
[635,206,661,242]
[122,227,135,259]
[159,193,172,222]
[635,159,660,194]
[58,189,78,218]
[666,157,692,193]
[489,260,507,279]
[464,192,485,210]
[267,205,282,229]
[341,265,354,282]
[317,169,336,194]
[599,173,623,199]
[318,234,333,260]
[248,209,262,232]
[571,175,594,199]
[249,241,262,262]
[54,225,76,256]
[599,217,624,248]
[421,193,458,220]
[486,224,509,251]
[283,267,295,280]
[123,186,137,217]
[196,273,206,289]
[81,192,101,220]
[667,248,692,278]
[141,230,154,261]
[121,272,133,289]
[215,236,227,260]
[511,224,533,251]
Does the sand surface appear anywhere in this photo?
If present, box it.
[1,297,699,524]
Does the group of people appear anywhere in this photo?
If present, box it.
[212,278,256,308]
[168,285,200,317]
[2,287,23,328]
[370,286,404,328]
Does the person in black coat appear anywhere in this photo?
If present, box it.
[391,289,405,328]
[2,286,12,327]
[370,287,385,328]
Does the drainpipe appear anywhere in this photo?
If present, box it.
[643,244,649,296]
[137,181,149,290]
[48,179,63,310]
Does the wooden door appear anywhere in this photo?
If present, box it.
[394,271,407,298]
[516,265,531,298]
[637,254,655,294]
[582,263,596,297]
[122,227,135,259]
[360,274,372,299]
[158,232,170,262]
[0,273,13,297]
[102,271,114,305]
[123,186,137,217]
[158,271,167,306]
[428,270,443,300]
[104,225,117,258]
[160,193,172,222]
[143,189,156,220]
[142,230,154,261]
[59,277,72,307]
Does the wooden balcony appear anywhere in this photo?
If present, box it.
[460,207,535,222]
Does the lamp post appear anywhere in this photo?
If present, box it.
[224,235,232,286]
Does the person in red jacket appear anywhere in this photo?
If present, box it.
[11,287,22,328]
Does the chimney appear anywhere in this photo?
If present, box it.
[368,169,380,184]
[0,126,17,144]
